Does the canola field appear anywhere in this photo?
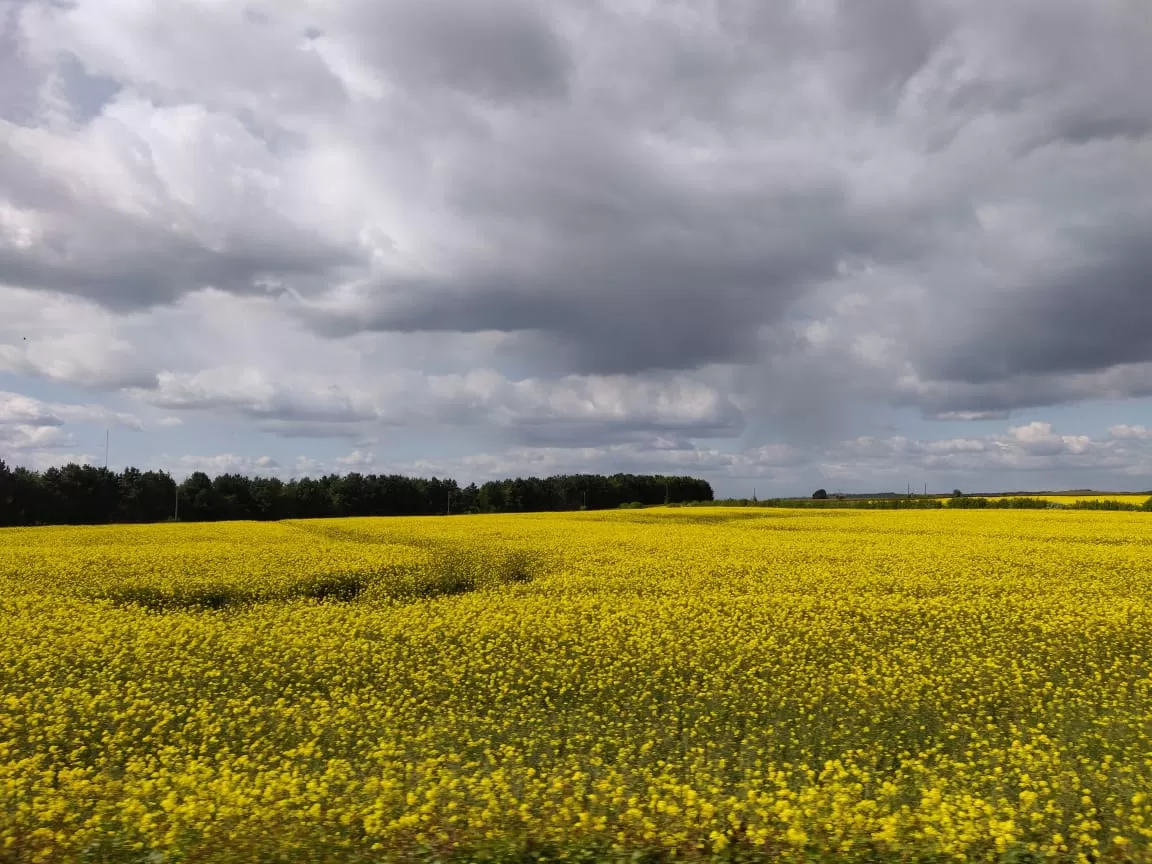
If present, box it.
[3,509,1152,863]
[1008,495,1150,506]
[937,496,1151,507]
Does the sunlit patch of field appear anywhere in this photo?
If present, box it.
[929,494,1150,506]
[1023,494,1150,505]
[4,509,1152,862]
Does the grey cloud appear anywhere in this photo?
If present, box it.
[0,423,71,451]
[1,106,358,310]
[0,1,39,124]
[147,370,377,425]
[383,419,1152,491]
[299,0,1151,390]
[55,54,123,124]
[0,230,348,311]
[1,0,1150,444]
[994,3,1152,153]
[893,1,1152,407]
[352,0,571,102]
[254,420,376,441]
[931,411,1011,422]
[829,0,951,110]
[822,422,1139,479]
[920,232,1152,386]
[169,453,282,478]
[898,364,1152,418]
[0,391,63,427]
[307,131,864,373]
[0,390,141,430]
[0,390,142,464]
[139,367,743,443]
[18,0,349,118]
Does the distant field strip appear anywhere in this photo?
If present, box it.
[1018,494,1150,505]
[3,509,1152,862]
[938,495,1151,505]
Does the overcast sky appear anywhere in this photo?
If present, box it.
[2,0,1151,496]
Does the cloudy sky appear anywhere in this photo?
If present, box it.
[2,0,1151,496]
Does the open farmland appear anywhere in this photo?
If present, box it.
[940,496,1151,507]
[3,510,1152,863]
[1001,495,1151,506]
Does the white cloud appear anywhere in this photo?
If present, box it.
[823,423,1152,480]
[169,453,282,477]
[135,365,743,442]
[0,391,141,431]
[931,410,1011,422]
[0,424,72,451]
[1109,424,1152,440]
[335,449,377,468]
[0,390,143,467]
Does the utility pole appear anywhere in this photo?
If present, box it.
[174,481,179,521]
[104,429,109,470]
[447,491,451,515]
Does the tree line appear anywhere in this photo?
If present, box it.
[0,460,713,526]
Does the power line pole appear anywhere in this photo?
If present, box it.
[104,429,109,470]
[174,481,179,522]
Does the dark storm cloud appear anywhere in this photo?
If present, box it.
[920,233,1152,386]
[2,0,1151,425]
[312,243,850,375]
[0,2,39,125]
[0,111,356,310]
[899,364,1152,419]
[352,0,571,102]
[305,114,878,373]
[827,0,951,110]
[0,228,353,311]
[301,0,1152,392]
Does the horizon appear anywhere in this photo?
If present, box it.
[6,455,1152,505]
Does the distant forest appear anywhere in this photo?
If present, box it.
[0,460,713,527]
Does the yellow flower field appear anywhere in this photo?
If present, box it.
[1018,495,1150,506]
[924,495,1148,507]
[3,509,1152,863]
[936,495,1150,506]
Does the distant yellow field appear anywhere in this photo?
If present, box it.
[4,509,1152,862]
[1023,494,1150,505]
[934,493,1150,505]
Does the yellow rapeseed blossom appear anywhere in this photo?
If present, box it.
[2,509,1152,861]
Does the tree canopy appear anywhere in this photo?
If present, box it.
[0,460,713,527]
